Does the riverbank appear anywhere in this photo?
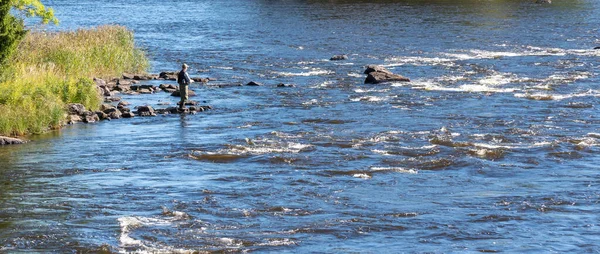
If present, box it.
[0,25,148,137]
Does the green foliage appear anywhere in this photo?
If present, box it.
[0,25,149,136]
[11,0,58,24]
[0,0,27,67]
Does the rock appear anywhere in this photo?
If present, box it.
[104,97,121,102]
[122,73,135,79]
[103,108,122,119]
[94,78,107,87]
[95,111,109,120]
[330,54,348,61]
[67,103,86,115]
[67,114,82,124]
[118,101,131,107]
[133,74,153,80]
[121,112,135,118]
[277,83,296,88]
[159,71,178,81]
[81,111,100,123]
[117,79,132,86]
[119,107,131,113]
[159,84,177,90]
[192,77,209,83]
[364,65,393,75]
[0,136,26,145]
[136,105,156,117]
[365,71,410,84]
[246,81,263,86]
[114,85,131,92]
[171,89,196,97]
[100,86,112,96]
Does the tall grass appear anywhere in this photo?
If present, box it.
[0,25,149,136]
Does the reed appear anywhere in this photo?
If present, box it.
[0,25,148,136]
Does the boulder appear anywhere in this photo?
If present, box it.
[67,114,82,124]
[133,74,153,80]
[365,71,410,84]
[103,108,122,119]
[330,54,348,61]
[246,81,263,86]
[100,104,115,111]
[104,97,122,102]
[121,112,135,118]
[114,85,131,92]
[81,111,99,123]
[171,89,196,97]
[117,79,132,86]
[136,105,156,117]
[0,136,26,145]
[67,103,86,115]
[192,77,209,83]
[94,78,107,87]
[118,101,131,107]
[119,107,131,113]
[95,111,109,120]
[99,86,112,96]
[159,71,178,80]
[364,65,393,75]
[277,83,296,88]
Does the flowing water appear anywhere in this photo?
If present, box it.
[2,0,600,252]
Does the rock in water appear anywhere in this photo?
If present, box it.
[364,65,393,75]
[246,81,263,86]
[363,65,410,84]
[330,54,348,61]
[365,71,411,84]
[136,106,156,117]
[0,136,26,145]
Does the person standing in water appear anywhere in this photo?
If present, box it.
[177,63,193,110]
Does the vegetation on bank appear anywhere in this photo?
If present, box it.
[0,25,149,136]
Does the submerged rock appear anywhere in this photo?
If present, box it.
[330,54,348,61]
[277,83,296,88]
[0,136,26,145]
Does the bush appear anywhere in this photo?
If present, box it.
[0,25,148,136]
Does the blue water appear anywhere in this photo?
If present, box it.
[2,0,600,252]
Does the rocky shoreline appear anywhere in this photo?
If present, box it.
[1,65,409,146]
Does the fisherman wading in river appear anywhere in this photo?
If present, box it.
[177,63,193,110]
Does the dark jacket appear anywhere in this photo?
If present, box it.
[177,70,191,85]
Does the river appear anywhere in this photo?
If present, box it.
[2,0,600,252]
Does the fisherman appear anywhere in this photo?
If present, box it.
[177,63,193,110]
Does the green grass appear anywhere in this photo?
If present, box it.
[0,25,149,136]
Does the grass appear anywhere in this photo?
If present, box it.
[0,25,149,136]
